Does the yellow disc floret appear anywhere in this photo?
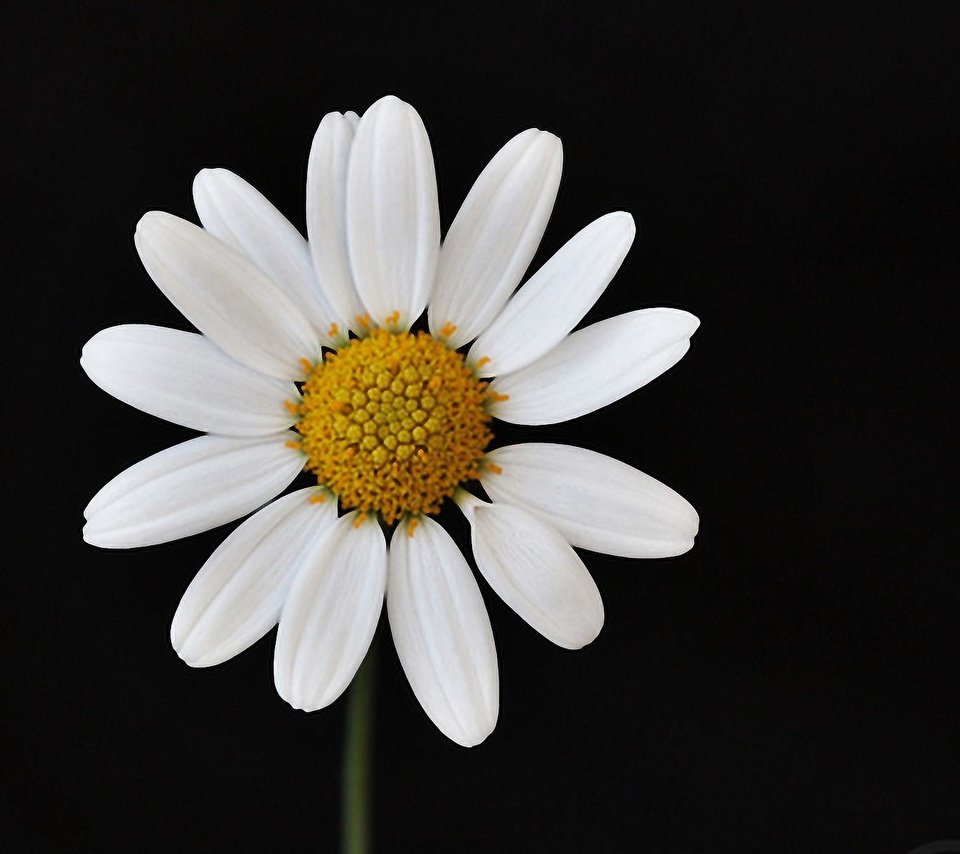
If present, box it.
[296,327,495,524]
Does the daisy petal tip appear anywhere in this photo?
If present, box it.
[271,668,304,711]
[79,327,111,372]
[527,126,562,151]
[272,681,300,711]
[191,167,229,207]
[654,306,700,336]
[170,639,210,670]
[370,93,406,111]
[362,94,420,127]
[80,519,116,549]
[572,604,605,650]
[191,166,215,187]
[658,537,697,559]
[450,716,498,749]
[276,684,334,714]
[532,128,563,142]
[134,209,171,237]
[674,502,700,545]
[315,110,352,134]
[549,589,605,651]
[604,211,637,257]
[81,525,133,551]
[280,692,306,712]
[557,626,603,652]
[613,209,637,236]
[78,336,100,376]
[529,128,563,175]
[169,615,213,669]
[437,695,498,748]
[81,491,97,521]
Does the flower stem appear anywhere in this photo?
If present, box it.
[341,639,376,854]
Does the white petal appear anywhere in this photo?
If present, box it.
[489,308,699,424]
[346,96,440,329]
[83,434,305,548]
[135,211,320,380]
[387,517,498,747]
[172,488,336,667]
[306,111,366,334]
[428,129,563,349]
[81,324,297,436]
[481,443,698,558]
[457,493,603,649]
[468,212,635,376]
[193,168,339,340]
[274,512,387,711]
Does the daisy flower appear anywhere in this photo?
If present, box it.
[82,95,699,747]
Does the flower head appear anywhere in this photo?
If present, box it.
[82,95,699,746]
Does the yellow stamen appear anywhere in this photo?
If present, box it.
[487,391,510,403]
[384,309,400,325]
[476,356,491,369]
[355,313,371,330]
[328,322,339,339]
[484,462,503,475]
[309,493,326,504]
[406,518,420,538]
[298,357,314,375]
[439,321,457,339]
[284,400,300,416]
[285,439,301,450]
[295,328,493,524]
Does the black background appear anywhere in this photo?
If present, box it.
[4,2,959,852]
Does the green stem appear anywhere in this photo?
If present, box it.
[341,639,376,854]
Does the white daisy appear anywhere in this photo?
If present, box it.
[82,95,699,747]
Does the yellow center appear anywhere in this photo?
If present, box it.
[295,327,497,524]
